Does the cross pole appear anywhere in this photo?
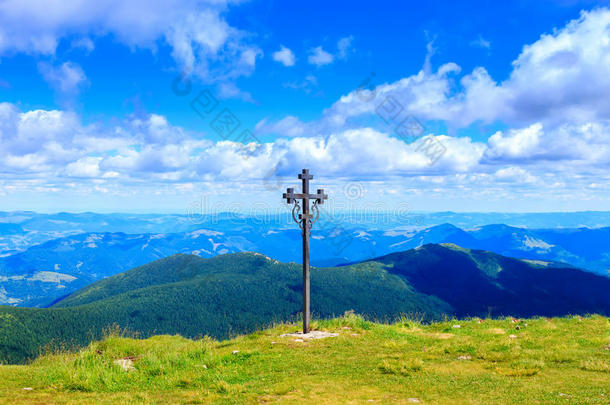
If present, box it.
[283,169,328,334]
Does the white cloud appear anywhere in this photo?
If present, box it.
[217,82,255,103]
[210,128,484,178]
[38,61,87,95]
[423,37,436,75]
[486,123,544,161]
[484,121,610,165]
[0,103,488,182]
[2,10,610,209]
[318,8,610,129]
[272,45,295,66]
[255,116,308,137]
[65,157,102,178]
[307,37,353,67]
[321,62,462,128]
[494,167,538,184]
[71,37,94,53]
[282,75,317,94]
[0,0,260,84]
[308,46,334,67]
[210,9,610,191]
[337,36,354,59]
[471,35,491,49]
[5,108,82,157]
[0,102,609,211]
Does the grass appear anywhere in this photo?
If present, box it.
[0,313,608,404]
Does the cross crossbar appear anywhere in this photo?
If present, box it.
[298,172,313,180]
[282,192,328,201]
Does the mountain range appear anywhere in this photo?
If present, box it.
[2,210,610,256]
[1,220,609,307]
[1,243,609,364]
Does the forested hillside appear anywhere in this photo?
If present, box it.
[0,251,449,363]
[1,244,609,364]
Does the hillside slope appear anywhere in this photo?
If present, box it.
[373,244,610,317]
[1,244,609,364]
[0,230,250,307]
[0,314,608,404]
[0,251,449,363]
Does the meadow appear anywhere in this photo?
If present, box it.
[0,313,608,404]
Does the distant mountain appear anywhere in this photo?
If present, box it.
[466,225,610,274]
[1,244,608,363]
[0,230,253,307]
[1,210,610,257]
[358,223,610,276]
[384,223,476,251]
[1,221,609,307]
[0,223,24,235]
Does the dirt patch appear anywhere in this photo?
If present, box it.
[279,331,339,340]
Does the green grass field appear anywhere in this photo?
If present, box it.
[0,313,608,404]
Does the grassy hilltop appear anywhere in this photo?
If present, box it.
[0,313,608,404]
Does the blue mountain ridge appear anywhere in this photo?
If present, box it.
[0,220,608,307]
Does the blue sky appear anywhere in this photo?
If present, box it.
[0,0,609,213]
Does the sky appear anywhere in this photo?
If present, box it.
[0,0,610,213]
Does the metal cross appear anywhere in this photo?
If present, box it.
[283,169,328,334]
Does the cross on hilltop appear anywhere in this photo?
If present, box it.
[283,169,328,333]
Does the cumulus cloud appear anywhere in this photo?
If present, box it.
[308,46,334,67]
[0,104,192,177]
[317,8,610,129]
[0,103,489,182]
[0,0,260,83]
[0,105,82,173]
[320,62,461,128]
[64,157,102,178]
[1,101,609,210]
[486,124,544,161]
[500,8,610,125]
[484,121,610,165]
[2,9,610,208]
[272,45,295,66]
[223,9,610,193]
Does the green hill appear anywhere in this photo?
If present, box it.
[0,314,608,404]
[1,244,609,364]
[372,243,610,317]
[0,251,449,364]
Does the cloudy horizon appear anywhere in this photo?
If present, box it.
[0,2,609,212]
